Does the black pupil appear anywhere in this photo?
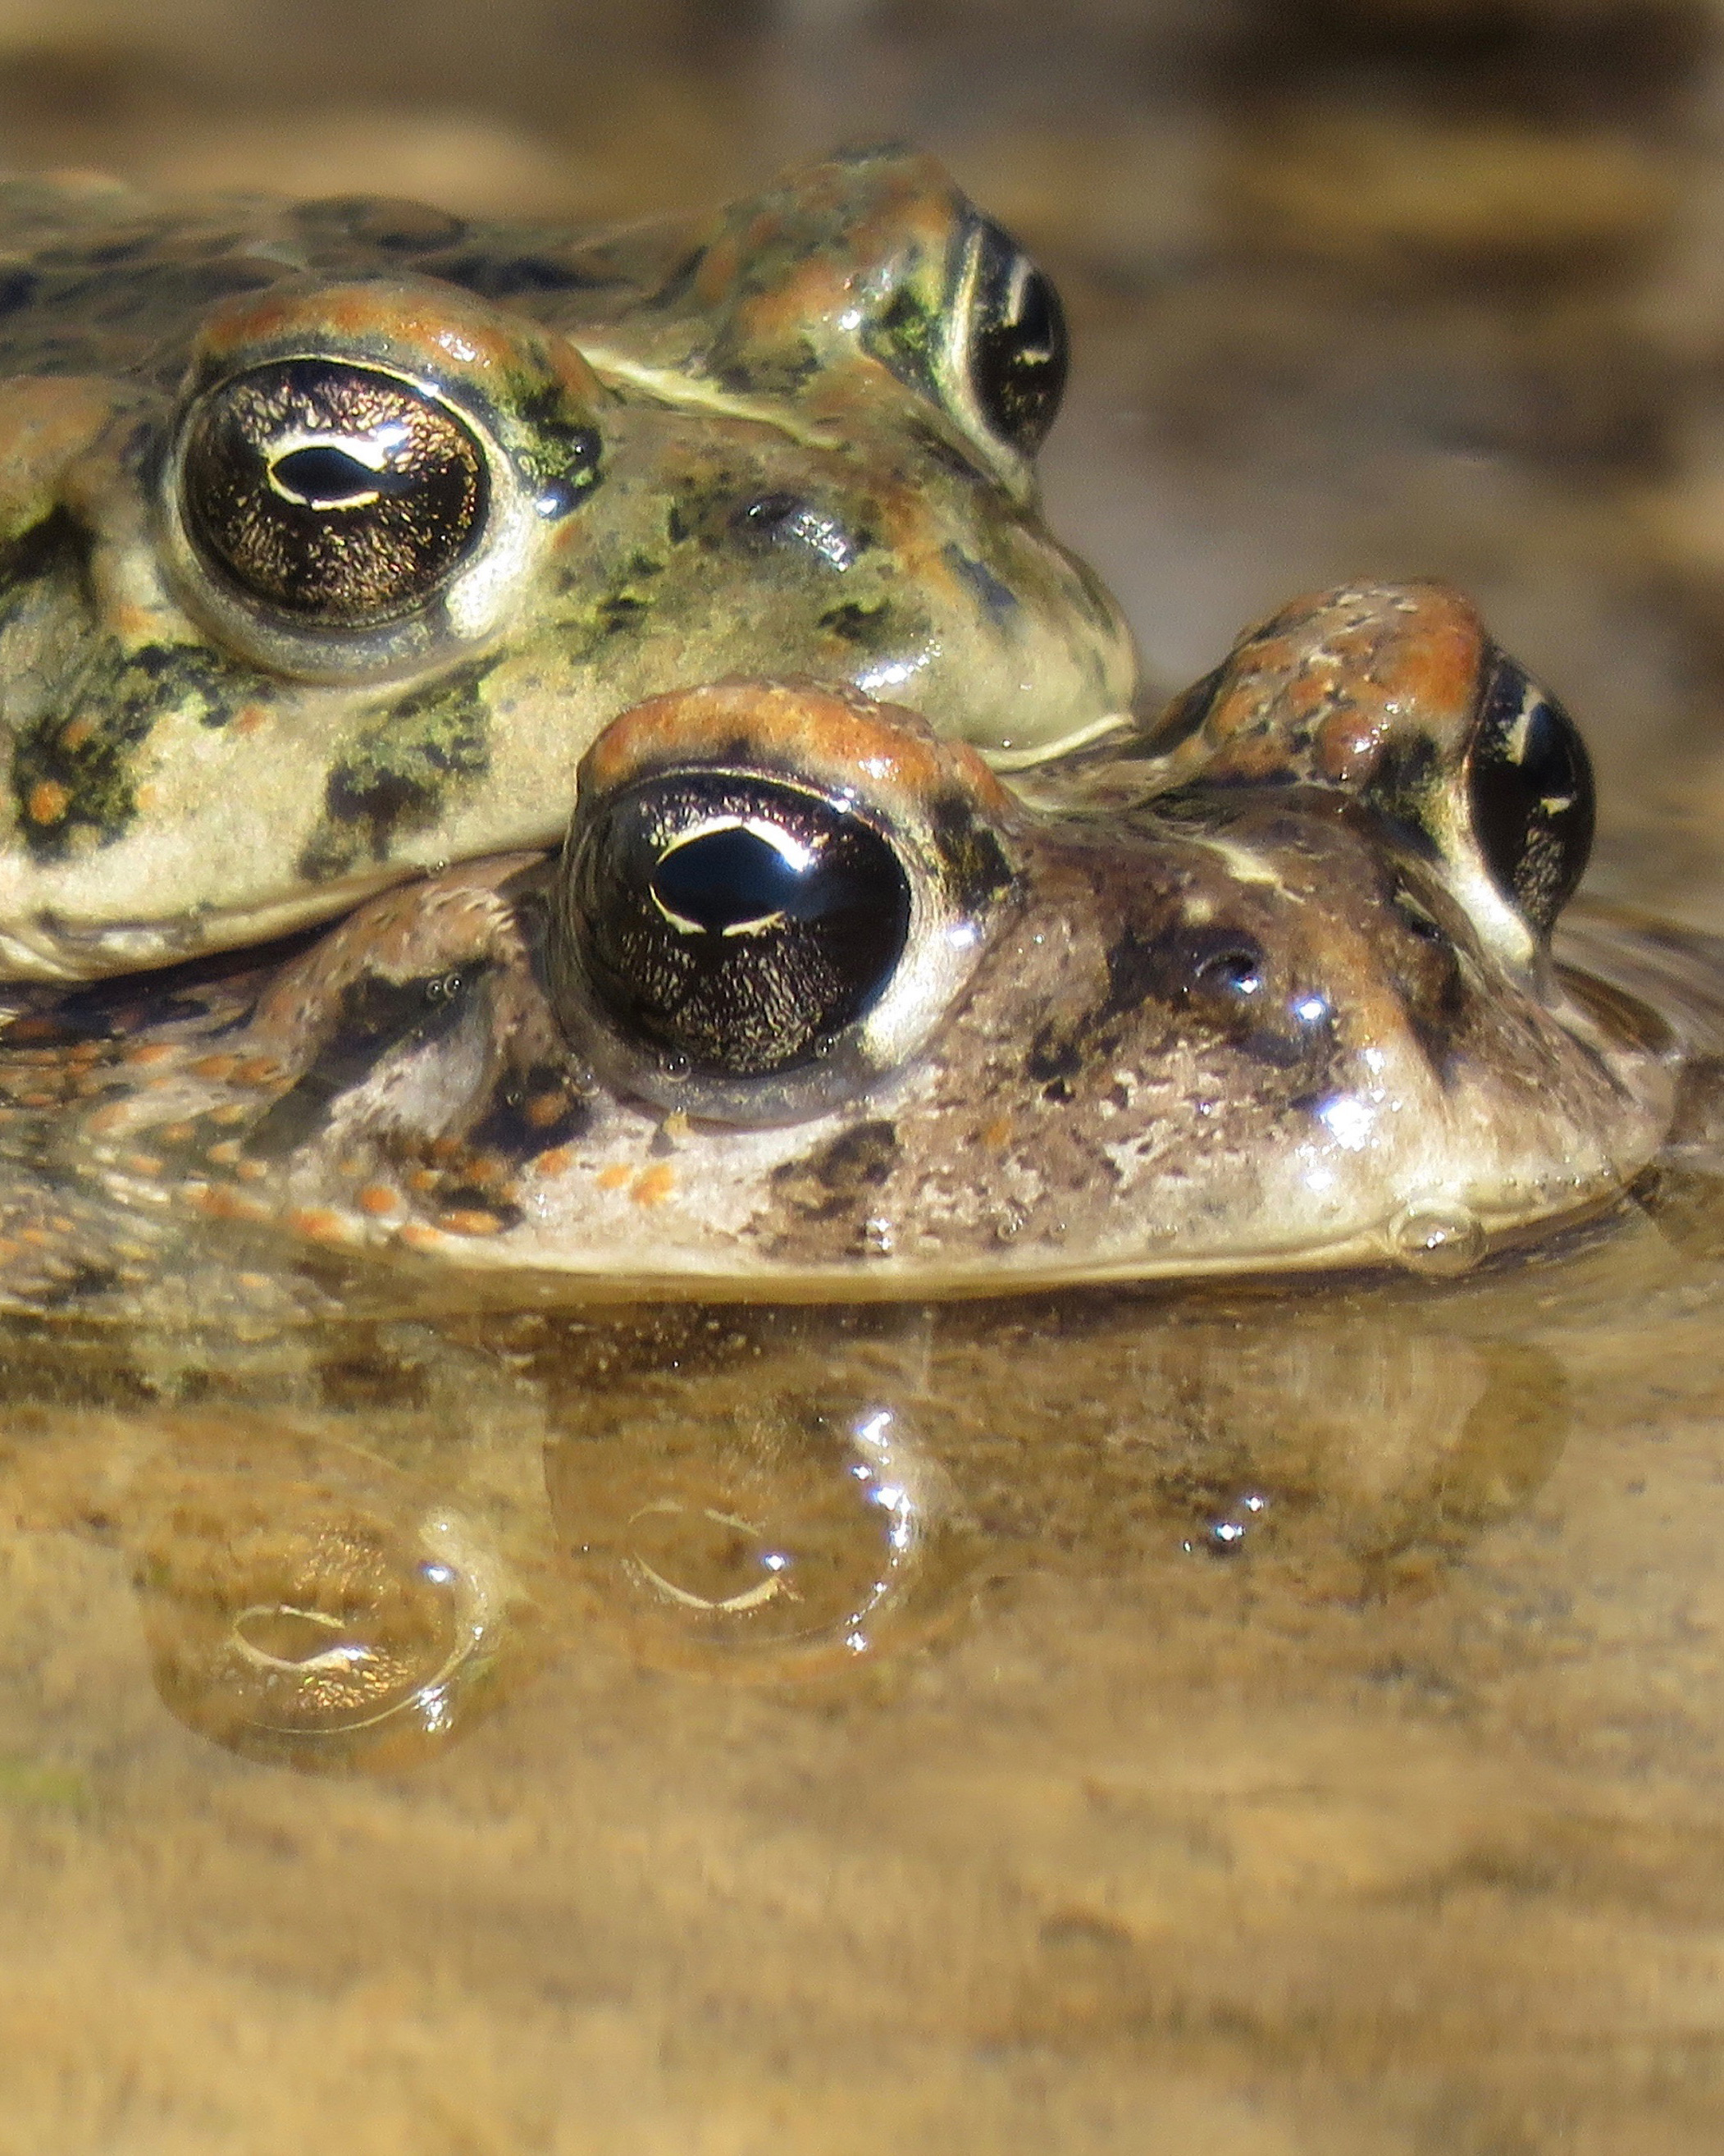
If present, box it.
[1468,651,1595,934]
[969,220,1069,455]
[566,778,913,1080]
[653,825,813,935]
[271,445,391,505]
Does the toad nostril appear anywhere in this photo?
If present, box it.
[730,494,858,570]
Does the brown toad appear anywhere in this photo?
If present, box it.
[0,582,1693,1316]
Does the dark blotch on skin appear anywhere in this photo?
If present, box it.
[29,1258,123,1309]
[1097,925,1167,1029]
[301,662,495,876]
[1025,920,1170,1092]
[422,251,606,299]
[0,505,80,612]
[13,641,265,860]
[7,927,317,1048]
[716,341,823,398]
[1025,1025,1083,1087]
[929,793,1015,913]
[434,1183,524,1230]
[508,381,601,516]
[463,1061,591,1161]
[770,1117,899,1219]
[241,966,484,1158]
[942,545,1021,625]
[818,600,890,645]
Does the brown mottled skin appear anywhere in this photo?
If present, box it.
[0,149,1136,981]
[0,585,1692,1319]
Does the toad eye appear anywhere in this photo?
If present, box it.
[564,775,913,1080]
[179,359,489,625]
[1467,651,1595,934]
[965,221,1069,456]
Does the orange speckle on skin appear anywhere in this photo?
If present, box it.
[408,1167,441,1193]
[357,1184,400,1217]
[122,1042,177,1067]
[397,1222,446,1254]
[596,1163,632,1191]
[534,1146,574,1177]
[981,1113,1013,1149]
[18,1226,54,1247]
[524,1091,568,1130]
[121,1153,163,1178]
[211,1103,250,1126]
[632,1163,677,1208]
[231,705,269,735]
[189,1054,238,1080]
[436,1206,506,1236]
[58,716,94,753]
[234,1056,282,1085]
[207,1140,244,1165]
[194,1185,271,1223]
[27,781,69,825]
[235,1158,270,1183]
[86,1103,131,1136]
[157,1121,194,1145]
[285,1206,355,1246]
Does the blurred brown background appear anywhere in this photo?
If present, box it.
[5,0,1724,890]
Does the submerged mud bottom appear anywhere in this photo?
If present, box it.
[4,1174,1724,2147]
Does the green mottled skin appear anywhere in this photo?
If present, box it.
[0,150,1138,980]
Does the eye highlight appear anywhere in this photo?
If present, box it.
[180,358,489,625]
[565,774,913,1080]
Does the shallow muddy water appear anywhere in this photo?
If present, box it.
[7,1,1724,2149]
[9,1186,1724,2152]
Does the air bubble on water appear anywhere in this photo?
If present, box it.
[1386,1201,1487,1278]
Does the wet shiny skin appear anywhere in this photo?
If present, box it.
[0,582,1696,1318]
[0,149,1135,981]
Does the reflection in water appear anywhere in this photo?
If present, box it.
[548,1381,966,1679]
[0,1274,1593,1770]
[128,1420,518,1772]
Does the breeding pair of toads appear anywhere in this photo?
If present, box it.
[0,148,1695,1314]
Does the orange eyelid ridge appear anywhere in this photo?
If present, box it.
[189,279,603,402]
[1193,580,1494,790]
[578,678,1013,820]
